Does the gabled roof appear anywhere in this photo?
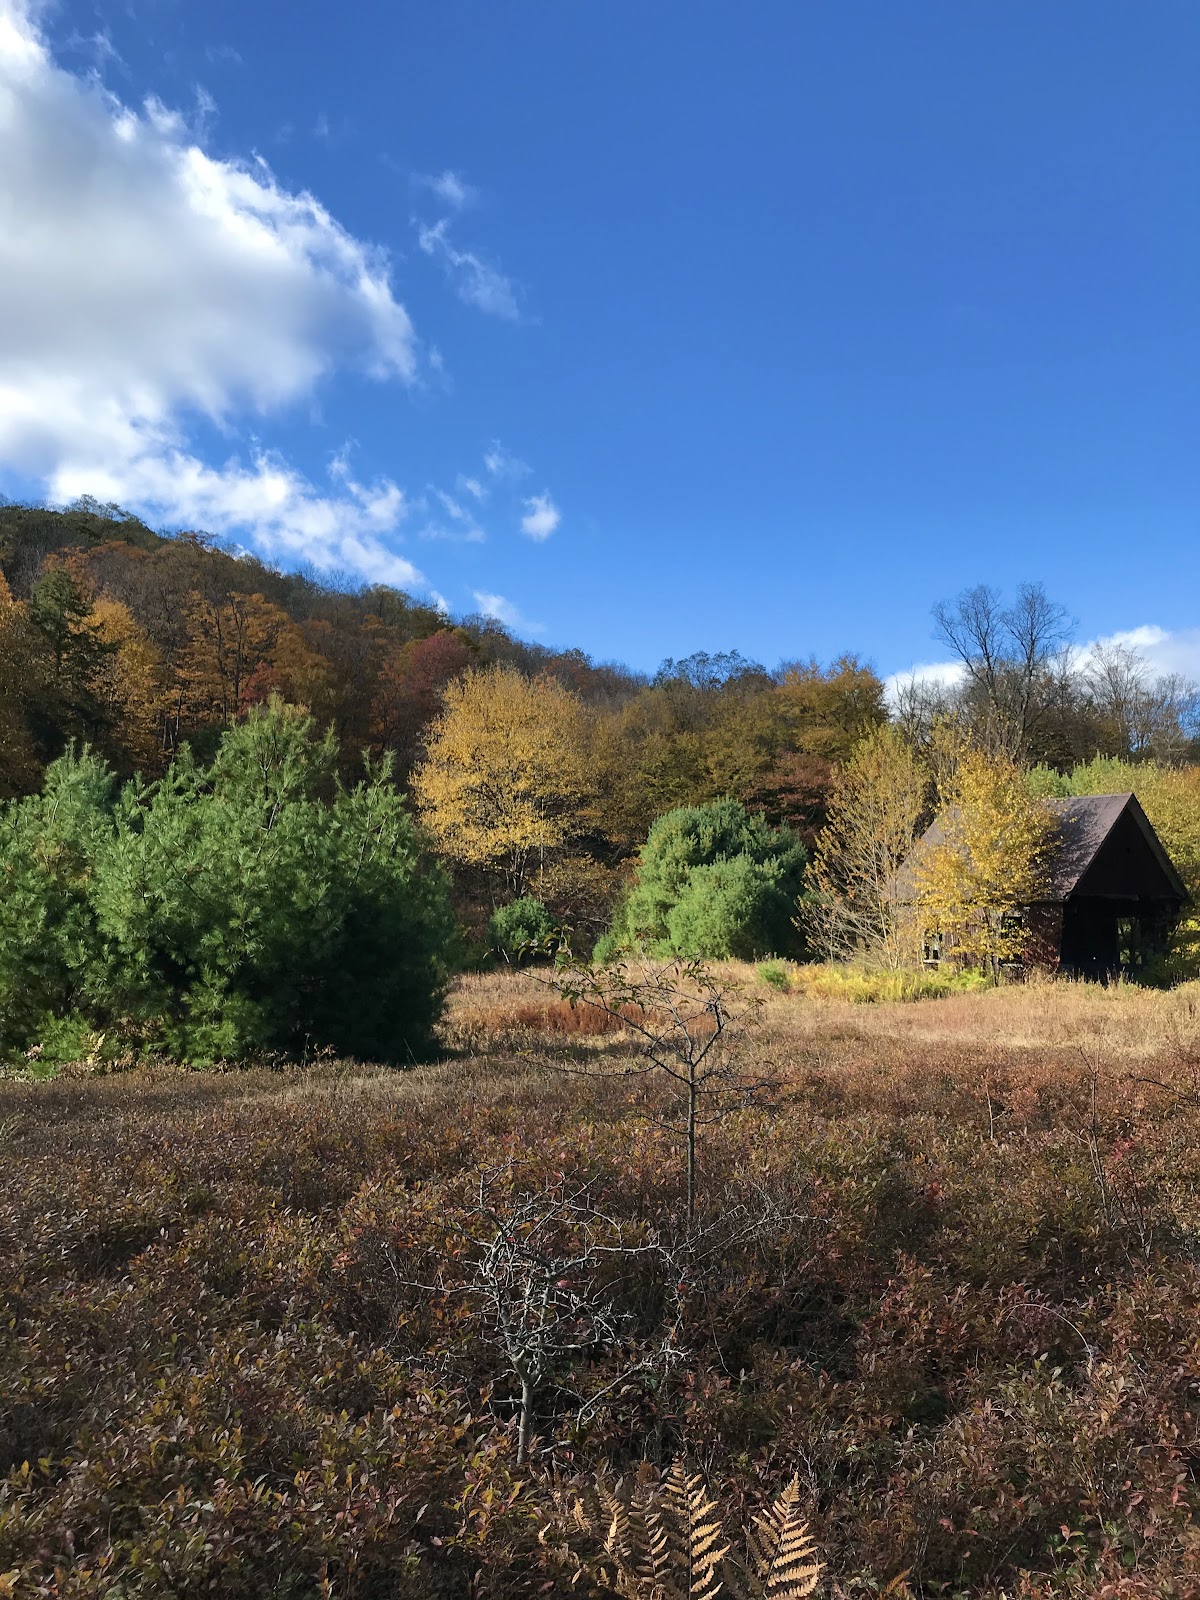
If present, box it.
[896,792,1188,906]
[1041,792,1188,903]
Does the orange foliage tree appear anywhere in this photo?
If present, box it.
[0,573,44,797]
[88,598,170,774]
[370,630,474,776]
[175,590,291,732]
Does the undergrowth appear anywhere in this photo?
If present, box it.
[757,961,992,1003]
[2,978,1200,1595]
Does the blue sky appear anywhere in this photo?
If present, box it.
[0,0,1197,680]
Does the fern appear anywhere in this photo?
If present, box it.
[544,1461,822,1598]
[738,1475,820,1598]
[641,1461,728,1599]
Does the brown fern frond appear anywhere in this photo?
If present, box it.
[639,1493,686,1598]
[547,1461,822,1600]
[685,1471,731,1599]
[658,1460,692,1534]
[743,1476,820,1599]
[622,1461,729,1599]
[570,1494,593,1534]
[598,1477,637,1568]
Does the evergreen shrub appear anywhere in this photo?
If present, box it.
[0,700,454,1065]
[487,896,555,962]
[600,798,807,961]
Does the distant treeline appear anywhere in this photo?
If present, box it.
[2,502,1196,937]
[0,499,890,843]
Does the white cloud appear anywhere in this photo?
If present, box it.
[483,439,529,479]
[884,624,1200,706]
[1076,625,1200,683]
[520,491,560,542]
[0,0,430,588]
[458,473,486,501]
[54,446,424,589]
[472,590,529,630]
[421,168,476,210]
[416,218,519,320]
[883,658,965,706]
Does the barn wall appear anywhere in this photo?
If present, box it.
[1025,904,1064,971]
[1074,809,1179,900]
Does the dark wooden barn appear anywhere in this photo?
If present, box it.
[902,792,1188,979]
[1034,794,1188,977]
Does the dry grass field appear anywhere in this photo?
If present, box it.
[4,969,1200,1597]
[447,959,1200,1056]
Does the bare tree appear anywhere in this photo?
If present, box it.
[402,1167,645,1463]
[396,1165,797,1463]
[553,958,770,1222]
[889,669,955,749]
[931,582,1073,756]
[1084,640,1199,763]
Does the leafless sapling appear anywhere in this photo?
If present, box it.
[553,956,774,1222]
[400,1165,670,1464]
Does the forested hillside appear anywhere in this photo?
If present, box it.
[0,500,890,928]
[2,499,1197,953]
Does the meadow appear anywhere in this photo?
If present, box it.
[3,970,1200,1597]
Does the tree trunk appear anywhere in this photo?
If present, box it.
[517,1375,534,1465]
[686,1071,697,1223]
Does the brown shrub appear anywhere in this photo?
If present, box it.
[3,975,1200,1596]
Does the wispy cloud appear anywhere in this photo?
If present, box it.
[472,589,540,632]
[416,218,520,320]
[419,168,476,210]
[63,27,122,72]
[193,83,218,136]
[520,491,560,542]
[483,439,530,480]
[416,488,485,543]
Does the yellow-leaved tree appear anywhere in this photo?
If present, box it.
[804,725,928,967]
[916,733,1053,978]
[89,597,170,774]
[413,665,594,898]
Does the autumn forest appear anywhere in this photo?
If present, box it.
[7,502,1200,1597]
[3,498,1198,947]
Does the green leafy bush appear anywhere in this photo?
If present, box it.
[602,798,807,960]
[486,895,555,962]
[757,960,792,991]
[0,700,454,1065]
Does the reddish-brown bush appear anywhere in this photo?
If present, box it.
[3,979,1200,1595]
